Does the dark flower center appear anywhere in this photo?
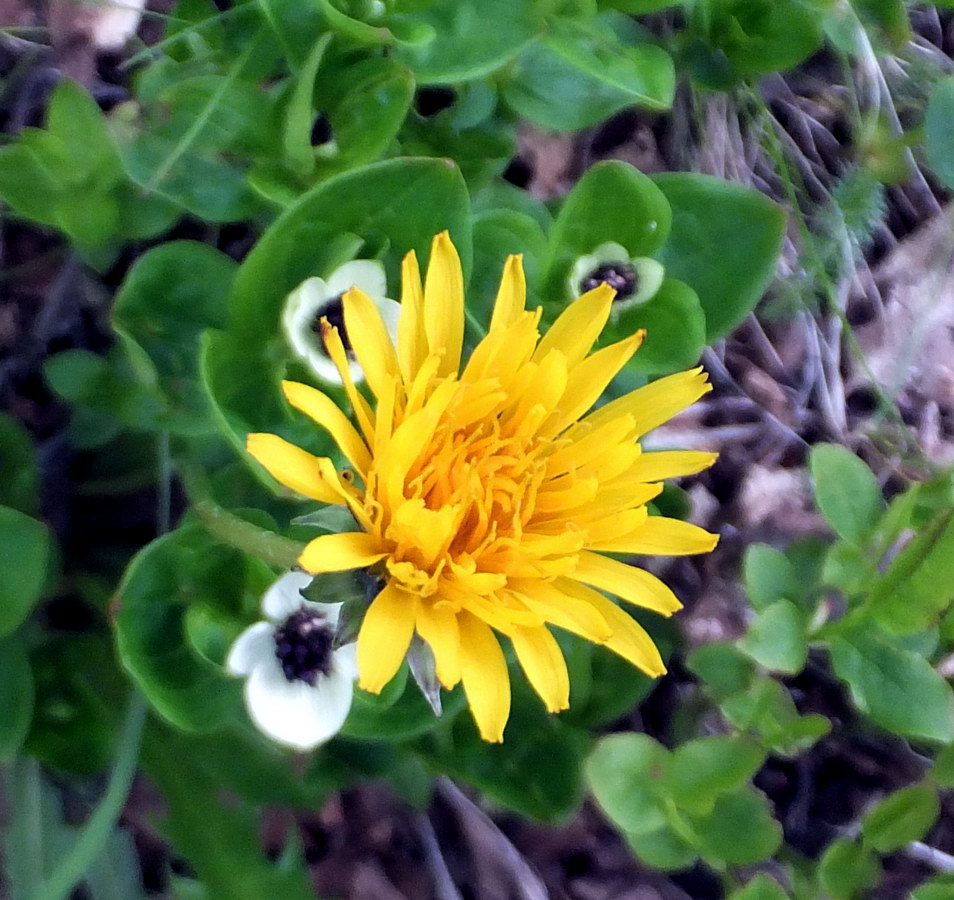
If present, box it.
[273,608,335,685]
[311,294,352,353]
[580,262,637,300]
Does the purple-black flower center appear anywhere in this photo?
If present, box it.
[311,294,352,353]
[273,608,335,685]
[580,262,637,299]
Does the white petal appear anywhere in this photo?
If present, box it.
[301,598,343,629]
[302,346,363,386]
[282,278,328,353]
[326,260,387,299]
[568,241,632,298]
[262,571,314,620]
[244,660,354,750]
[332,641,358,680]
[226,622,274,676]
[375,297,402,346]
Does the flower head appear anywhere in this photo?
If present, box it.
[569,241,665,310]
[248,233,718,742]
[227,571,357,749]
[282,260,401,386]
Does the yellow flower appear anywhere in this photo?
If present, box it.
[247,232,718,742]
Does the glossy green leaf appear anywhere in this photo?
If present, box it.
[113,242,235,433]
[829,626,954,742]
[543,162,670,305]
[933,743,954,789]
[819,838,882,900]
[395,0,538,83]
[585,733,670,835]
[282,33,332,177]
[115,526,248,732]
[0,506,51,637]
[810,444,884,546]
[926,77,954,191]
[912,876,954,900]
[46,79,120,175]
[0,414,39,516]
[611,278,706,374]
[868,510,954,635]
[0,637,34,762]
[652,173,785,340]
[344,672,465,741]
[862,781,939,853]
[625,825,697,871]
[739,600,808,674]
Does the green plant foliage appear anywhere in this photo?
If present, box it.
[0,638,34,762]
[926,77,954,191]
[809,444,885,546]
[0,506,51,638]
[861,781,940,853]
[819,838,883,900]
[829,626,954,742]
[0,414,40,516]
[730,874,790,900]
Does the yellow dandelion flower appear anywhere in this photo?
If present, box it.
[247,232,718,742]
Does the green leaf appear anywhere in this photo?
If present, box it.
[730,874,790,900]
[625,824,697,871]
[46,79,121,175]
[686,642,755,698]
[282,33,332,177]
[585,733,671,835]
[862,781,940,853]
[0,637,34,762]
[611,279,706,375]
[810,444,884,546]
[651,173,785,340]
[543,161,671,304]
[343,674,466,741]
[690,785,782,866]
[395,0,538,83]
[427,683,585,822]
[912,875,954,900]
[113,242,236,433]
[144,727,315,900]
[504,16,674,131]
[739,600,808,674]
[743,543,799,612]
[829,626,954,742]
[0,413,40,516]
[868,510,954,635]
[926,78,954,191]
[932,743,954,789]
[819,838,882,900]
[114,526,248,732]
[230,158,472,338]
[0,506,51,637]
[667,735,766,814]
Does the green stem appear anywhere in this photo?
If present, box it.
[193,499,304,569]
[36,694,148,900]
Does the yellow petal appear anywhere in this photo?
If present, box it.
[320,320,376,443]
[281,381,371,476]
[583,367,712,437]
[357,581,417,694]
[424,231,465,377]
[510,580,612,643]
[343,286,401,402]
[246,433,340,504]
[458,611,511,742]
[533,282,615,367]
[624,450,718,482]
[544,331,645,437]
[415,601,461,689]
[488,254,526,334]
[583,590,667,676]
[298,531,388,574]
[590,516,719,556]
[546,415,636,479]
[397,249,427,384]
[572,551,682,616]
[510,625,570,713]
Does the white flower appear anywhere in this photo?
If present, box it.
[281,260,401,386]
[227,571,357,750]
[568,242,665,312]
